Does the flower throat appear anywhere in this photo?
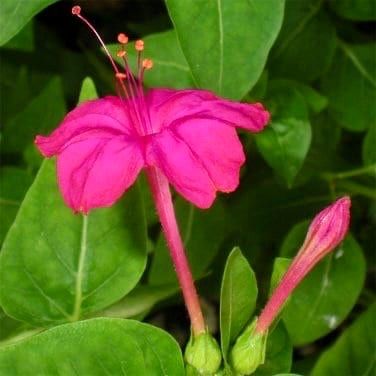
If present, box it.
[72,5,154,136]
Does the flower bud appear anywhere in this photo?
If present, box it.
[185,332,222,374]
[230,318,267,375]
[255,196,351,334]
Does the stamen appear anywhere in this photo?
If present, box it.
[71,5,119,75]
[117,50,126,58]
[117,33,129,44]
[116,73,127,80]
[142,58,153,70]
[135,40,144,51]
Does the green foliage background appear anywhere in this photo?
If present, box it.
[0,0,375,375]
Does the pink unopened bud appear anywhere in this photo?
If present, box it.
[256,196,351,334]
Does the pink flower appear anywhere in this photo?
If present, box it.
[255,196,351,334]
[35,7,269,214]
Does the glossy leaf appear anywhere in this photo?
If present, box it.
[329,0,376,21]
[220,248,258,360]
[3,21,34,52]
[269,80,328,114]
[312,303,376,376]
[289,83,328,114]
[0,159,147,326]
[166,0,284,99]
[0,0,58,46]
[2,77,66,153]
[99,284,178,319]
[0,308,34,343]
[0,167,32,244]
[255,85,311,187]
[253,324,293,376]
[279,221,310,258]
[0,318,185,376]
[110,30,193,89]
[280,221,366,345]
[149,198,225,285]
[269,0,336,82]
[78,77,99,103]
[321,42,376,132]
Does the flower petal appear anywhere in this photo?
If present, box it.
[147,129,216,209]
[174,118,245,192]
[146,88,269,132]
[57,136,144,213]
[35,96,135,157]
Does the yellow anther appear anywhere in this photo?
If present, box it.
[116,72,127,80]
[135,39,144,51]
[117,33,128,44]
[142,58,153,70]
[117,50,126,58]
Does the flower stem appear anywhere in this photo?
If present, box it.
[146,167,206,336]
[321,163,376,180]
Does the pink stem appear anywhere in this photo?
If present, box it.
[146,166,206,336]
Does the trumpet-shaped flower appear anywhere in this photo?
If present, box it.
[35,7,269,214]
[34,6,270,337]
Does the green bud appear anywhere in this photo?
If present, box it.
[230,319,267,375]
[185,332,222,374]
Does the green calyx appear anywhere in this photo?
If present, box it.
[229,318,268,375]
[185,332,222,375]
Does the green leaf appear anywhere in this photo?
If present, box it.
[1,77,66,153]
[78,77,99,103]
[0,167,32,245]
[98,284,178,319]
[0,318,185,375]
[255,85,311,187]
[0,159,147,326]
[269,0,336,82]
[294,113,342,186]
[149,198,225,285]
[0,308,34,343]
[290,83,328,114]
[311,303,376,376]
[253,323,292,376]
[280,222,366,345]
[166,0,284,99]
[363,124,376,166]
[0,0,58,46]
[220,248,258,361]
[279,221,310,258]
[109,30,193,89]
[329,0,376,21]
[270,80,328,114]
[321,42,376,132]
[2,21,34,52]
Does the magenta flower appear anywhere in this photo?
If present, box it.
[34,6,269,337]
[35,9,269,215]
[255,196,351,334]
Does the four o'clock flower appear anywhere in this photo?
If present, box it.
[230,196,351,374]
[34,6,270,336]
